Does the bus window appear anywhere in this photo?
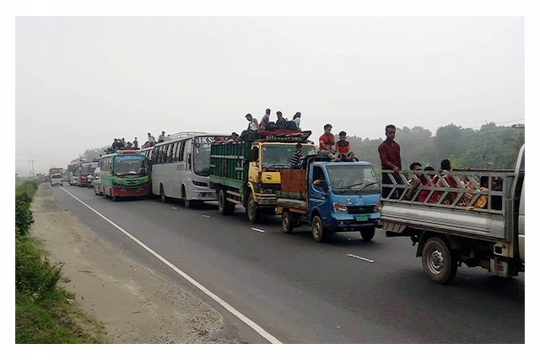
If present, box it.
[167,144,173,162]
[155,147,161,164]
[178,140,185,162]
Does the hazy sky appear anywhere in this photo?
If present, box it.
[16,17,524,175]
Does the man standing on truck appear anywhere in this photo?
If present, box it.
[378,124,402,198]
[290,143,303,169]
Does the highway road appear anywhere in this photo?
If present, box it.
[51,185,525,344]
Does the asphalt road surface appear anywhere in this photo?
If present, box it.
[51,184,525,344]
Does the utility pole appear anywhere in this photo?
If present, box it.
[31,160,34,178]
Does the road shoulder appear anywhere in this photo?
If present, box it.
[31,184,241,343]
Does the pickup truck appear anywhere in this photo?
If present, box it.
[381,145,525,284]
[276,156,382,242]
[209,137,316,223]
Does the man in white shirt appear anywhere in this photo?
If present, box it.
[158,131,166,143]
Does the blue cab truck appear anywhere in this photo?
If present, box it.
[276,155,382,242]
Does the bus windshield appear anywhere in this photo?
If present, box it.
[262,145,316,168]
[80,164,91,175]
[193,142,212,177]
[114,155,147,176]
[327,165,380,195]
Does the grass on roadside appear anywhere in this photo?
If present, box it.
[15,180,104,343]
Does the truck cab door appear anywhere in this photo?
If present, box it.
[309,165,330,220]
[248,145,260,184]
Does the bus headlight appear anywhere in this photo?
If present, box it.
[333,202,348,214]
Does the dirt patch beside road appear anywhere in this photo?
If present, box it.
[31,184,241,344]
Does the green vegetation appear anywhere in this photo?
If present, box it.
[347,122,524,170]
[15,180,103,343]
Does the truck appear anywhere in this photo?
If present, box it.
[209,137,317,223]
[381,145,525,284]
[276,156,382,242]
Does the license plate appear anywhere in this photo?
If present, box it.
[355,214,369,221]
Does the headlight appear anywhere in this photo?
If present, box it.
[333,202,348,214]
[374,202,381,213]
[193,180,207,187]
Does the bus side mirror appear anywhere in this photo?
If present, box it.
[140,168,147,176]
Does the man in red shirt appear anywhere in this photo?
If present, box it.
[319,124,336,159]
[378,124,403,198]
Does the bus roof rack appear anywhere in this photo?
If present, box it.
[166,132,208,141]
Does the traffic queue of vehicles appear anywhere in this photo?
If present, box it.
[65,131,525,285]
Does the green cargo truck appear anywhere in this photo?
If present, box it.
[209,138,316,223]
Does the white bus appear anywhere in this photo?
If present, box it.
[139,132,227,208]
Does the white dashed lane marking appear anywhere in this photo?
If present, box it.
[347,254,375,263]
[251,228,265,233]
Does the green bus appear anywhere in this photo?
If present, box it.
[99,150,150,201]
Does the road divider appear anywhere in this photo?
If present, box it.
[59,187,282,344]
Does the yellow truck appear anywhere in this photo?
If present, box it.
[209,137,316,223]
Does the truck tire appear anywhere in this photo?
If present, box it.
[282,211,294,234]
[312,215,326,242]
[218,189,234,215]
[360,228,375,242]
[246,192,260,223]
[422,236,458,284]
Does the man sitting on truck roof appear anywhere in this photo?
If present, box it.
[260,108,271,130]
[335,131,355,162]
[319,124,337,159]
[246,113,259,141]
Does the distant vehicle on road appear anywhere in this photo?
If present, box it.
[92,167,103,195]
[139,132,227,208]
[50,173,63,187]
[100,150,149,201]
[210,137,316,223]
[77,162,93,187]
[276,157,381,242]
[87,160,100,190]
[48,167,63,181]
[381,144,525,284]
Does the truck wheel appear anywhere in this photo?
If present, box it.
[360,228,375,242]
[282,211,294,234]
[422,236,458,284]
[246,192,260,223]
[312,215,326,242]
[160,185,169,203]
[218,189,233,215]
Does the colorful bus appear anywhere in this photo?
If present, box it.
[99,150,150,201]
[76,162,92,187]
[138,132,227,208]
